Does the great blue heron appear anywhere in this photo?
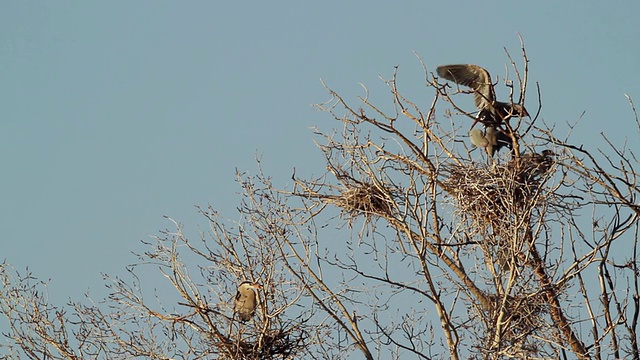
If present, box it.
[436,64,529,127]
[469,127,512,157]
[234,281,262,321]
[514,150,556,179]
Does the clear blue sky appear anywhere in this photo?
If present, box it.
[1,1,639,318]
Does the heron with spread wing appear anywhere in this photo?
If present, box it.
[437,64,529,128]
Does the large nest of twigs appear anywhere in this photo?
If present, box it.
[443,152,555,226]
[216,328,307,359]
[329,182,394,219]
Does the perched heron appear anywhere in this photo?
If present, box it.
[234,281,262,321]
[519,150,556,177]
[469,127,512,157]
[436,64,529,127]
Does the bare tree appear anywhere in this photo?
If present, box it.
[2,40,639,359]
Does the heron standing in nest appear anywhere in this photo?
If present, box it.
[234,281,262,321]
[469,127,513,157]
[511,150,556,180]
[436,64,529,128]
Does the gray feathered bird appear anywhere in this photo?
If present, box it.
[234,281,262,321]
[515,150,556,179]
[469,127,512,157]
[437,64,529,127]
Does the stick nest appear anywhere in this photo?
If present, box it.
[477,292,552,358]
[217,327,307,359]
[443,151,555,226]
[328,182,394,219]
[485,293,549,336]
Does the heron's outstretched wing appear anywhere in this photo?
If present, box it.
[437,64,495,111]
